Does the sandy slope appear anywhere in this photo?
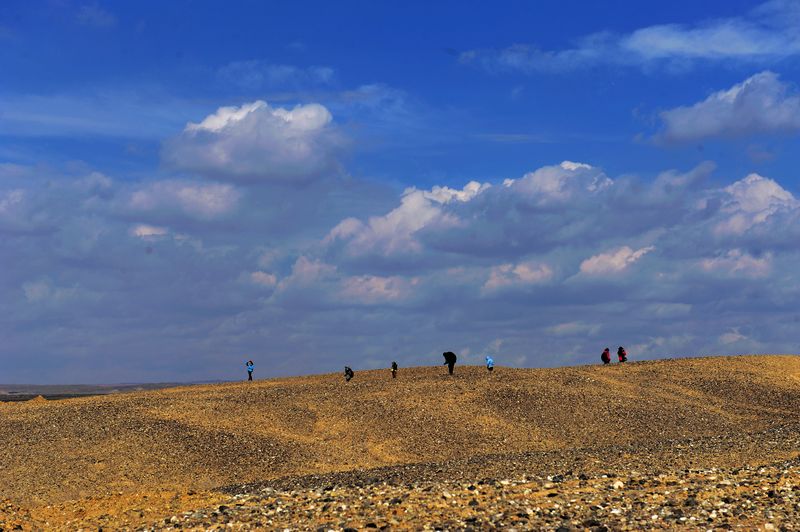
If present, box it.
[2,355,800,529]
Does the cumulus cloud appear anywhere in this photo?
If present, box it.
[459,1,800,73]
[714,173,797,235]
[580,246,656,275]
[128,181,241,219]
[657,71,800,142]
[130,224,168,238]
[163,100,343,182]
[484,261,553,291]
[325,180,489,257]
[700,249,772,277]
[7,156,800,382]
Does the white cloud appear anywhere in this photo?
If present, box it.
[217,60,334,89]
[546,322,601,336]
[340,275,418,304]
[714,173,796,235]
[719,328,748,344]
[580,246,655,275]
[484,261,553,291]
[250,271,278,287]
[130,224,168,238]
[700,249,772,278]
[459,2,800,73]
[163,100,343,182]
[657,71,800,142]
[325,180,487,256]
[511,161,611,202]
[128,181,240,219]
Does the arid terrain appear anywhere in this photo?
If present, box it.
[2,355,800,530]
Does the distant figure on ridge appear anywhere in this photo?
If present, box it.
[344,366,354,382]
[391,361,398,379]
[601,348,611,365]
[617,346,627,363]
[485,355,494,372]
[443,351,457,375]
[246,360,254,381]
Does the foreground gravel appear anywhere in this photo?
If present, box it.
[149,457,800,531]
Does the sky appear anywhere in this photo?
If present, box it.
[2,0,800,383]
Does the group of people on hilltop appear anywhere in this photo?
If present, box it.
[244,347,627,382]
[601,346,627,364]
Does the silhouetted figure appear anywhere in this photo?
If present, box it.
[344,366,354,382]
[391,361,398,379]
[485,355,494,372]
[443,351,457,375]
[246,360,254,381]
[601,348,611,365]
[617,346,627,363]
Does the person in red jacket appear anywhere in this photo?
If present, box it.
[617,346,627,363]
[601,348,611,364]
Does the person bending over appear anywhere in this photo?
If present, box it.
[442,351,457,375]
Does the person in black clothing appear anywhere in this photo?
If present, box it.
[617,346,627,363]
[344,366,354,382]
[391,361,398,379]
[442,351,457,375]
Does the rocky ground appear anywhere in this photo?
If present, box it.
[3,355,800,529]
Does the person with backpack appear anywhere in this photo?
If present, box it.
[344,366,354,382]
[442,351,457,375]
[246,360,254,381]
[617,346,627,363]
[391,361,398,379]
[601,348,611,365]
[485,355,494,372]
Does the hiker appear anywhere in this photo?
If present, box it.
[485,355,494,372]
[391,361,398,379]
[442,351,457,375]
[601,348,611,365]
[617,346,627,363]
[344,366,354,382]
[246,360,254,381]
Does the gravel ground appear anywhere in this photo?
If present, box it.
[2,355,800,529]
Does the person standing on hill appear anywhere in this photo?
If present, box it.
[601,348,611,365]
[391,361,398,379]
[443,351,457,375]
[617,346,627,363]
[485,355,494,372]
[246,360,254,381]
[344,366,354,382]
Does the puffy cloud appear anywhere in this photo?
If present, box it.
[6,156,800,383]
[128,181,241,219]
[484,261,553,291]
[700,249,772,278]
[714,173,796,235]
[249,271,278,287]
[459,1,800,73]
[163,100,343,182]
[580,246,656,275]
[326,180,489,257]
[339,275,418,304]
[657,71,800,143]
[130,224,168,238]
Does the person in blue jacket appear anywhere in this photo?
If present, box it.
[246,360,254,381]
[485,355,494,373]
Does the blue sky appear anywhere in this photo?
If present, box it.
[2,1,800,383]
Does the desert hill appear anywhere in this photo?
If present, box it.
[3,354,800,529]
